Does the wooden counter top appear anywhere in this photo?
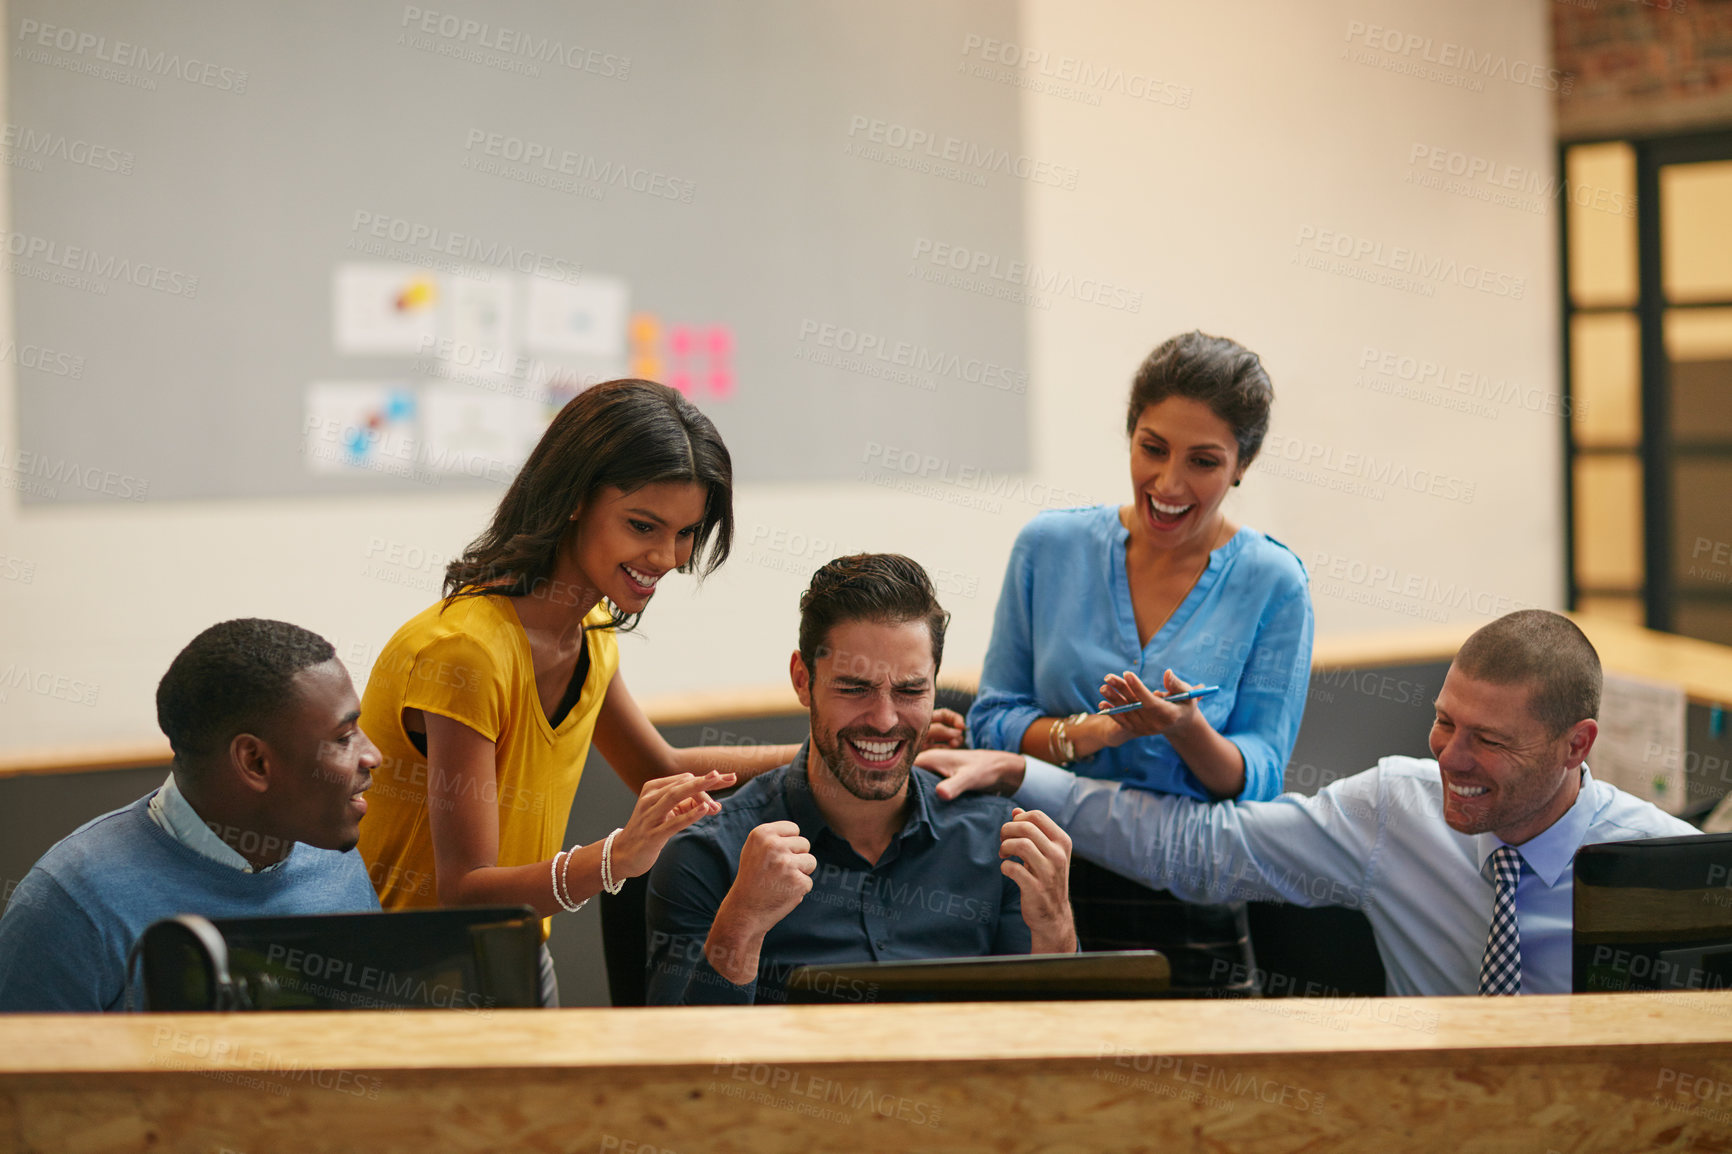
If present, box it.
[0,992,1728,1072]
[3,995,1731,1153]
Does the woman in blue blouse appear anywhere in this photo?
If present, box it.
[967,330,1314,990]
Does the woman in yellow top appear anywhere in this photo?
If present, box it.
[357,379,798,1005]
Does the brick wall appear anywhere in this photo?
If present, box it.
[1555,0,1732,139]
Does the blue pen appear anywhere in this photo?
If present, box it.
[1100,686,1220,715]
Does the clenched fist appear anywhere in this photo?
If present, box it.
[705,820,817,985]
[1001,807,1077,955]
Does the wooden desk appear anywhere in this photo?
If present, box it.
[2,995,1731,1152]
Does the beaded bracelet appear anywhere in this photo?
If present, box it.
[599,828,627,896]
[550,848,589,913]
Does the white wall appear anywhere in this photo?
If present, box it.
[0,0,1561,752]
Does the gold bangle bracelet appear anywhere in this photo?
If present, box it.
[1050,714,1080,764]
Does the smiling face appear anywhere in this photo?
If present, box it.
[792,617,936,803]
[1127,397,1244,550]
[268,658,380,853]
[1428,665,1595,844]
[564,480,709,612]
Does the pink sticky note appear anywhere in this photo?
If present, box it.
[669,371,693,395]
[708,369,734,399]
[669,326,694,356]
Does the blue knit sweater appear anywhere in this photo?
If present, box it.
[0,794,379,1011]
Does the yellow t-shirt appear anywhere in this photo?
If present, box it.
[356,595,619,928]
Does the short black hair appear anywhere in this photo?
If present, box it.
[798,554,949,678]
[1453,610,1602,736]
[1127,330,1274,466]
[156,619,337,777]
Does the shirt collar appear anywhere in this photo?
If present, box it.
[903,763,939,840]
[1103,504,1249,568]
[781,740,936,847]
[147,773,281,874]
[1473,764,1596,887]
[781,742,830,835]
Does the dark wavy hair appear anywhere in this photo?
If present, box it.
[443,379,734,630]
[156,619,336,780]
[1127,331,1274,467]
[798,554,950,678]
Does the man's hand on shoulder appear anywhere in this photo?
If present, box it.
[704,820,816,986]
[921,749,1028,800]
[1001,807,1077,954]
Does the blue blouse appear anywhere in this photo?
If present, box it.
[969,505,1314,802]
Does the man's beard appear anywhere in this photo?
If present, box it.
[810,715,920,802]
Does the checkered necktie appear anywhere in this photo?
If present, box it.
[1477,844,1523,996]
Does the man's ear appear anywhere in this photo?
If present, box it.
[227,732,273,796]
[1564,718,1598,770]
[790,650,813,708]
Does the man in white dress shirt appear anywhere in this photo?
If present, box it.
[929,610,1699,995]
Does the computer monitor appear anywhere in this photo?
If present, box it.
[1573,832,1732,993]
[136,906,542,1011]
[784,950,1170,1004]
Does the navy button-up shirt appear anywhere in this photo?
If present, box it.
[645,741,1030,1004]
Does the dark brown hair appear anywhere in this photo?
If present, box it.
[443,379,733,630]
[1127,331,1274,466]
[798,554,950,677]
[1453,610,1602,736]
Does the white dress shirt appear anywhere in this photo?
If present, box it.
[1016,756,1698,995]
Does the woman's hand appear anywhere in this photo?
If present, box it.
[610,770,734,878]
[920,707,968,751]
[1099,669,1247,799]
[1097,669,1201,747]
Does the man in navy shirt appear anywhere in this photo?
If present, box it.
[646,554,1076,1005]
